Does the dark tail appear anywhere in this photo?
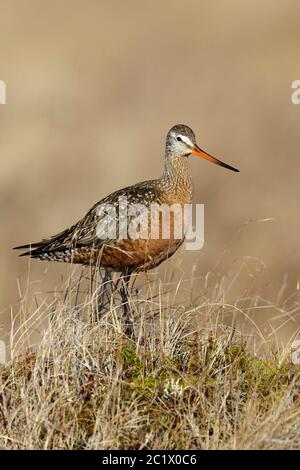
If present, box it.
[14,242,41,250]
[13,242,46,257]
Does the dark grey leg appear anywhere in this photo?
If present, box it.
[95,269,112,321]
[120,271,135,339]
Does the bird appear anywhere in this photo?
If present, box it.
[14,124,239,337]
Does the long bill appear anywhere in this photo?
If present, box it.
[192,144,239,172]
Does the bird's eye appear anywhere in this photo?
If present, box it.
[176,136,182,142]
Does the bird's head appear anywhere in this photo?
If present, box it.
[166,124,239,173]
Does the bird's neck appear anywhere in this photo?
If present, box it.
[160,154,193,203]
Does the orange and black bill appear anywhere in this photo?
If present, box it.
[192,144,239,172]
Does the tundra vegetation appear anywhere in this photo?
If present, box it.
[0,267,300,449]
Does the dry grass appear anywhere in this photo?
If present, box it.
[0,268,300,450]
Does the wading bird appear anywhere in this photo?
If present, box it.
[15,124,239,337]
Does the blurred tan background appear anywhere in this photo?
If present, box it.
[1,0,300,333]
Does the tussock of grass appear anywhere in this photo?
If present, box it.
[0,270,300,449]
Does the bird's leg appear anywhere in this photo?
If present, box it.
[94,269,112,322]
[120,271,135,339]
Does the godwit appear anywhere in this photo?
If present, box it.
[15,124,239,337]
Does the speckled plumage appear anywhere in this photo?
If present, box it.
[15,124,238,273]
[15,125,196,272]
